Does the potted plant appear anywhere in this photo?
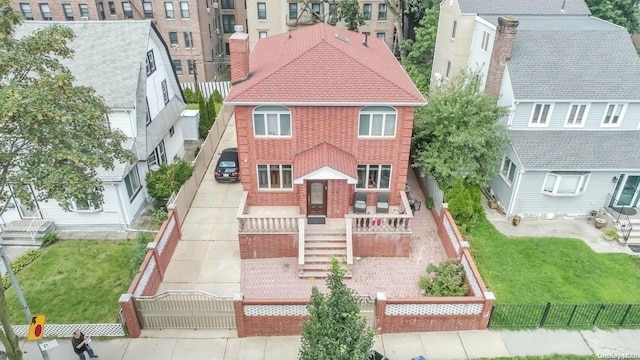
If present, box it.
[603,229,618,241]
[594,217,607,229]
[512,215,521,226]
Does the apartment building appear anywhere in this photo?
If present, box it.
[244,0,395,50]
[12,0,247,83]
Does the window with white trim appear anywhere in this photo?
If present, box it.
[356,165,391,190]
[39,3,52,20]
[146,50,156,76]
[258,31,267,38]
[542,172,589,196]
[481,31,490,52]
[253,106,291,137]
[500,156,516,185]
[69,195,102,212]
[124,166,142,201]
[530,103,552,126]
[143,2,153,18]
[377,3,387,20]
[257,165,292,189]
[20,3,34,20]
[147,140,167,168]
[257,2,266,19]
[565,104,588,127]
[358,106,396,137]
[161,79,169,104]
[179,1,189,18]
[122,2,133,18]
[601,103,624,126]
[164,2,174,18]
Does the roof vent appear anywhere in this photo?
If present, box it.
[335,34,350,44]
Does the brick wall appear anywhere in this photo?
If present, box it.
[485,17,519,96]
[352,233,411,257]
[238,233,298,259]
[235,298,308,337]
[235,105,416,213]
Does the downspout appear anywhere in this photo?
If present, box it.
[114,183,129,231]
[506,170,524,218]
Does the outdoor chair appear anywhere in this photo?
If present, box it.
[354,192,367,214]
[376,192,389,214]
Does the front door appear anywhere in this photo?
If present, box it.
[307,180,327,216]
[614,175,640,207]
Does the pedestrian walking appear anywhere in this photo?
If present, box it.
[71,329,98,360]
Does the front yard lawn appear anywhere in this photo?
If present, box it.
[468,216,640,304]
[5,240,135,324]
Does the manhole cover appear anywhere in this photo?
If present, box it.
[628,245,640,253]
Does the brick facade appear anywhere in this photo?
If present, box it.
[238,233,298,259]
[353,233,412,257]
[485,16,519,96]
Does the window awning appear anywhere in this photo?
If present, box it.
[293,143,358,184]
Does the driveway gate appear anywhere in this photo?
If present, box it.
[133,291,236,329]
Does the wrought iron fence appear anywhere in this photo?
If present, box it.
[489,303,640,328]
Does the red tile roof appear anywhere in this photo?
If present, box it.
[293,142,357,180]
[226,23,425,105]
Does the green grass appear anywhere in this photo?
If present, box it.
[467,216,640,304]
[5,240,136,324]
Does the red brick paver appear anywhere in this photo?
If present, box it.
[241,169,448,299]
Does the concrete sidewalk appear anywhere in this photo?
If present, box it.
[17,328,640,360]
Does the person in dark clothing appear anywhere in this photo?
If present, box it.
[71,329,98,360]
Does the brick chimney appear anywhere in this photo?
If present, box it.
[229,27,250,84]
[485,16,519,96]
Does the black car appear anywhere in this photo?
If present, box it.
[370,351,389,360]
[214,147,239,182]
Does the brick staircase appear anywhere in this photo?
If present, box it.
[0,220,56,246]
[299,227,351,278]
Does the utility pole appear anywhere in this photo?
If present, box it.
[0,246,50,360]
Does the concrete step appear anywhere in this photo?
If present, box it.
[304,241,347,249]
[304,233,346,241]
[304,228,346,236]
[304,248,347,256]
[304,255,346,263]
[0,237,43,246]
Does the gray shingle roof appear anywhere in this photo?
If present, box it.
[14,21,152,108]
[95,138,136,181]
[506,16,640,100]
[508,130,640,170]
[458,0,591,15]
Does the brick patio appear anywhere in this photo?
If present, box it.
[240,168,448,298]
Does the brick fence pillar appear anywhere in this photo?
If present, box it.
[375,292,387,334]
[233,293,246,338]
[481,291,496,329]
[460,241,470,260]
[119,294,141,338]
[146,242,165,277]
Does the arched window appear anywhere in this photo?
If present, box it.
[253,106,291,137]
[358,106,396,137]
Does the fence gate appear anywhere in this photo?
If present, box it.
[359,297,376,329]
[133,291,236,329]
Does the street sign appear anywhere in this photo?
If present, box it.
[38,340,58,351]
[28,314,45,340]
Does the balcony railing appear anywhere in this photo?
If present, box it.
[345,191,413,233]
[237,191,303,233]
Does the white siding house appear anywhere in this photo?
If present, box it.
[8,21,186,230]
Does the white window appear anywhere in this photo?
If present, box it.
[565,104,588,127]
[257,165,293,190]
[70,196,102,212]
[164,2,174,18]
[481,31,490,52]
[161,79,169,104]
[376,32,385,40]
[39,4,52,20]
[356,165,391,190]
[601,103,624,127]
[180,1,189,18]
[258,31,267,38]
[253,106,291,137]
[530,103,552,126]
[147,140,167,168]
[542,172,590,196]
[358,106,396,137]
[451,20,457,39]
[257,2,266,20]
[500,156,516,185]
[124,166,142,201]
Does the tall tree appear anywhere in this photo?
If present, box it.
[327,0,366,31]
[585,0,639,33]
[412,72,510,190]
[400,5,439,92]
[0,3,134,358]
[299,259,374,360]
[386,0,438,59]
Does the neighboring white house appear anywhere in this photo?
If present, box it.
[6,21,186,230]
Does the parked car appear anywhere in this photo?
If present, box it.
[214,148,239,182]
[370,351,389,360]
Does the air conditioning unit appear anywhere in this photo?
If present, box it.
[234,25,243,32]
[213,3,219,8]
[206,7,210,13]
[433,72,443,87]
[81,16,89,21]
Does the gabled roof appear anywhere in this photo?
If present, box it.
[508,130,640,170]
[502,16,640,100]
[14,21,153,108]
[293,143,358,184]
[226,23,425,105]
[458,0,590,15]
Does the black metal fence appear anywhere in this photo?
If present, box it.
[489,303,640,328]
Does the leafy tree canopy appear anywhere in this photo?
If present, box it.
[400,5,439,92]
[328,0,366,31]
[299,259,374,360]
[413,72,509,190]
[586,0,639,33]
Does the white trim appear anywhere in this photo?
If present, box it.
[506,169,523,218]
[540,172,590,197]
[480,30,490,52]
[499,156,516,186]
[252,105,292,137]
[293,166,357,185]
[256,164,294,190]
[600,103,625,127]
[358,106,397,138]
[225,101,427,106]
[355,164,392,190]
[528,103,553,127]
[474,15,497,29]
[564,103,589,128]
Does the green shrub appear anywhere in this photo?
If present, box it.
[182,88,196,103]
[41,232,58,248]
[2,249,42,290]
[212,89,223,104]
[194,145,201,158]
[131,232,154,275]
[419,259,469,297]
[146,160,194,204]
[150,208,168,227]
[426,197,435,209]
[198,95,211,139]
[207,94,217,124]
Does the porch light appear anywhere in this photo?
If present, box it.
[612,176,618,184]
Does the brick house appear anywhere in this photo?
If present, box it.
[225,23,425,276]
